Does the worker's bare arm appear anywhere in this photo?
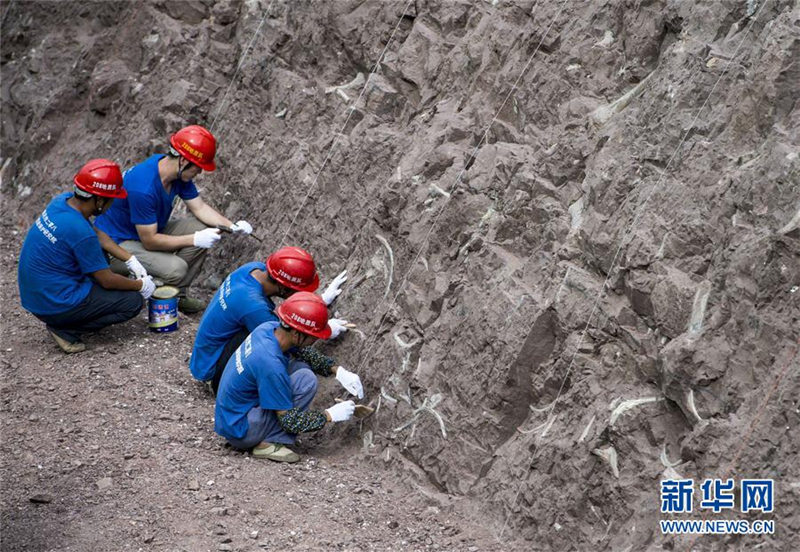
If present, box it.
[185,197,232,228]
[90,268,143,292]
[95,228,132,261]
[135,223,194,251]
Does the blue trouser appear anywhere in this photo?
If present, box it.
[225,360,318,450]
[33,284,143,343]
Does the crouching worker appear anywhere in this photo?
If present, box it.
[94,125,254,313]
[18,159,156,353]
[215,292,364,463]
[189,246,349,393]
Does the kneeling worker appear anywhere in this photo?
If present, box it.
[18,159,156,353]
[189,246,349,392]
[95,125,253,313]
[215,292,363,462]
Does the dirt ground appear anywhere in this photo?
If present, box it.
[2,0,799,550]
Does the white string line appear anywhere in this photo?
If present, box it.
[348,9,591,392]
[541,0,771,433]
[497,0,771,541]
[209,0,275,133]
[348,0,548,365]
[277,0,415,248]
[426,9,663,408]
[1,0,14,27]
[529,63,705,392]
[336,0,590,306]
[354,0,660,485]
[351,0,567,378]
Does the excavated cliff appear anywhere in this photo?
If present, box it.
[2,0,798,549]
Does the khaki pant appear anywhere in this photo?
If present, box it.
[109,215,209,293]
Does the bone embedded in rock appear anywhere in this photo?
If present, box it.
[324,72,366,95]
[592,446,620,478]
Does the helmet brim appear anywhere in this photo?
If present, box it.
[195,160,216,172]
[310,324,332,340]
[292,273,319,293]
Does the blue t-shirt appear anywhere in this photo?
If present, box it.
[94,154,199,243]
[18,193,109,315]
[215,321,293,440]
[189,262,278,381]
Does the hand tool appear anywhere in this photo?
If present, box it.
[216,224,264,243]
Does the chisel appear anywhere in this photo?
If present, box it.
[216,224,263,243]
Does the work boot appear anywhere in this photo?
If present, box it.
[178,296,206,314]
[47,330,86,354]
[252,442,300,463]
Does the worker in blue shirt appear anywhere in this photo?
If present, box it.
[94,125,254,314]
[215,292,363,463]
[18,159,156,353]
[189,246,349,393]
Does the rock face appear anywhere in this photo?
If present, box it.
[2,1,798,549]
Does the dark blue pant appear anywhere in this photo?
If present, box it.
[225,360,318,450]
[211,329,249,394]
[34,284,143,343]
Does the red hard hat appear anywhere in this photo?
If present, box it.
[276,292,332,339]
[73,159,126,199]
[169,125,217,171]
[266,247,320,292]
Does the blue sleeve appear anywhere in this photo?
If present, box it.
[74,234,109,274]
[241,307,278,333]
[257,370,293,411]
[128,189,158,226]
[179,181,199,200]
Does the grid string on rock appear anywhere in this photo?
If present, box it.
[498,0,774,540]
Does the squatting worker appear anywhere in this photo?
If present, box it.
[189,246,350,393]
[94,125,254,314]
[215,292,364,463]
[18,159,156,354]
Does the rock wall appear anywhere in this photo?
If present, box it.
[2,0,798,549]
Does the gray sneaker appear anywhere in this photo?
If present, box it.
[47,330,86,354]
[178,296,207,314]
[252,443,300,463]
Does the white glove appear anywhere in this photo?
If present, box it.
[335,366,363,399]
[326,400,355,422]
[321,270,347,305]
[230,220,253,234]
[327,318,350,340]
[125,255,148,279]
[193,228,221,248]
[138,276,156,300]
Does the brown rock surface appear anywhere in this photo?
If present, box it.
[2,1,798,550]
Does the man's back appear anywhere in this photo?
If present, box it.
[214,321,292,440]
[18,192,108,315]
[189,261,277,381]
